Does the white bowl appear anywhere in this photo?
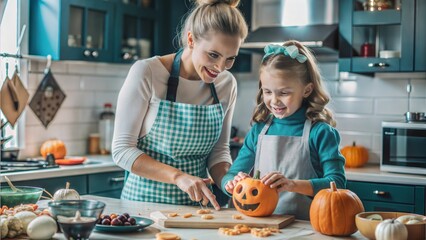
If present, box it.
[379,50,400,58]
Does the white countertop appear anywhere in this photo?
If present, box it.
[39,195,367,240]
[1,156,425,186]
[345,164,426,185]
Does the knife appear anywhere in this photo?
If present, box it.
[7,79,19,111]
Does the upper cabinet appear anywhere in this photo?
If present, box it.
[29,0,164,63]
[30,0,115,62]
[114,0,163,63]
[338,0,424,73]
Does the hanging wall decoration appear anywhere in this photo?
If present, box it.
[29,60,66,128]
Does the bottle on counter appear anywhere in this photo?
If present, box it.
[99,103,115,155]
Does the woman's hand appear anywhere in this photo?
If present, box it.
[261,171,295,193]
[174,173,220,210]
[225,171,250,194]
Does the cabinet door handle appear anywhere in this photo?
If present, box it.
[373,190,387,195]
[110,177,125,182]
[92,51,99,58]
[83,50,91,57]
[368,62,390,68]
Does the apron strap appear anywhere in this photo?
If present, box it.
[302,119,312,144]
[166,48,184,102]
[166,48,220,104]
[254,115,274,173]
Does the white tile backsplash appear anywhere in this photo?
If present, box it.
[20,58,426,165]
[21,60,127,158]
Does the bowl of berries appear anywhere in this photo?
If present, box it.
[95,212,154,233]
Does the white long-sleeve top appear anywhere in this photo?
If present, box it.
[112,56,236,172]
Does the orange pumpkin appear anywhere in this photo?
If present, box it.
[40,139,67,159]
[310,181,364,236]
[341,141,369,168]
[232,170,279,217]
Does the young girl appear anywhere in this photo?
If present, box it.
[222,41,346,220]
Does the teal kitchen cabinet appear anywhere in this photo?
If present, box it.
[113,0,166,63]
[347,181,425,215]
[2,175,88,197]
[415,0,426,71]
[1,171,125,200]
[30,0,115,62]
[88,171,125,199]
[339,0,416,73]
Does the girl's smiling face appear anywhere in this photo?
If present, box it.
[260,69,313,119]
[189,32,242,83]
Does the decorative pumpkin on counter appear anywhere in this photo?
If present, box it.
[341,141,369,168]
[375,219,408,240]
[232,170,278,217]
[310,181,364,236]
[40,139,66,159]
[52,182,80,201]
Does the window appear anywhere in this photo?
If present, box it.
[1,0,21,149]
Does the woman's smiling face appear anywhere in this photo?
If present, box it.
[189,32,242,83]
[260,69,313,119]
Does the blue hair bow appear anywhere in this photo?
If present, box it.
[262,44,308,63]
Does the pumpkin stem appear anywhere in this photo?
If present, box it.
[352,141,356,146]
[254,170,261,179]
[66,182,70,190]
[330,181,337,192]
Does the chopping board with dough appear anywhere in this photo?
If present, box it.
[150,207,294,229]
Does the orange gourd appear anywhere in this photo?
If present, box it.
[40,139,67,159]
[310,181,364,236]
[341,141,369,168]
[232,170,279,217]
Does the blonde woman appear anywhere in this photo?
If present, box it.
[222,41,346,220]
[112,0,248,209]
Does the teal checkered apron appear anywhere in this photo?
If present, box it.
[121,49,224,205]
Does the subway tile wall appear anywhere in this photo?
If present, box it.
[233,55,426,164]
[21,61,130,158]
[22,58,426,165]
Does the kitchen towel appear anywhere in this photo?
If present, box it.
[29,69,66,128]
[0,68,30,127]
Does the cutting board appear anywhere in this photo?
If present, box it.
[150,208,294,229]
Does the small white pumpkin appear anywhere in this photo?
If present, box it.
[13,211,37,234]
[53,182,80,201]
[375,219,408,240]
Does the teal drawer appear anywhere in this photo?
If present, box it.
[352,58,400,72]
[91,189,122,199]
[363,200,415,213]
[347,181,415,204]
[3,175,88,196]
[88,171,125,194]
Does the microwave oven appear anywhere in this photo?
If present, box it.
[381,121,426,175]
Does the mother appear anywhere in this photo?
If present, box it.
[112,0,248,209]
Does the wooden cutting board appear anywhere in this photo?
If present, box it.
[150,208,294,229]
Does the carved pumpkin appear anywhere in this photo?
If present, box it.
[341,141,369,168]
[232,170,279,217]
[310,181,364,236]
[375,219,408,240]
[40,139,66,159]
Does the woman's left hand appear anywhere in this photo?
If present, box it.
[261,171,295,193]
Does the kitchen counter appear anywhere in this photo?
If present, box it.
[0,155,122,183]
[345,164,426,186]
[39,195,367,240]
[2,156,424,186]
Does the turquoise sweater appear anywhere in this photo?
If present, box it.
[222,106,346,195]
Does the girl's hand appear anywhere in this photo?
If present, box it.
[261,171,295,193]
[175,173,220,210]
[225,172,250,194]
